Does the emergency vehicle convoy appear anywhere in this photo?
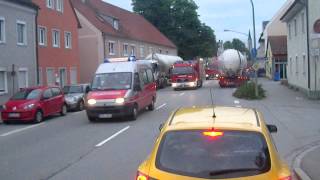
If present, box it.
[205,59,221,80]
[145,53,182,89]
[218,49,249,88]
[85,57,157,121]
[170,59,205,90]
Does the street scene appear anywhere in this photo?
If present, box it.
[1,0,320,180]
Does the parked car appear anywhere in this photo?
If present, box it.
[63,84,90,111]
[1,87,67,124]
[85,57,157,121]
[136,106,291,180]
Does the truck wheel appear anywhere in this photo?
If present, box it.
[148,99,155,111]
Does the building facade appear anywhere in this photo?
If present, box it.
[71,0,178,83]
[32,0,81,87]
[0,0,38,104]
[281,0,320,98]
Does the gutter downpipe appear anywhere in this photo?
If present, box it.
[35,9,39,85]
[306,0,311,90]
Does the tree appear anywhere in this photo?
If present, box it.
[223,41,233,50]
[223,38,248,54]
[132,0,217,59]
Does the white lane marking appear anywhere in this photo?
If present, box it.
[236,105,242,108]
[95,126,130,147]
[179,93,185,96]
[234,100,240,104]
[0,123,43,137]
[155,103,167,110]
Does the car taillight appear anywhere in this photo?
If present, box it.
[136,171,149,180]
[279,176,292,180]
[203,131,224,138]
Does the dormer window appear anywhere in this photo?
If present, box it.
[113,19,119,30]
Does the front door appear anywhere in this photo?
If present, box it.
[42,89,54,116]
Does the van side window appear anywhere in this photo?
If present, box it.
[140,70,149,85]
[146,69,154,82]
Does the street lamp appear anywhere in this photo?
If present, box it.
[250,0,257,60]
[224,29,249,37]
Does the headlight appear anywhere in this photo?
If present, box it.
[206,74,209,77]
[115,98,125,104]
[189,82,196,87]
[172,83,177,87]
[2,105,6,110]
[24,104,35,110]
[87,99,97,105]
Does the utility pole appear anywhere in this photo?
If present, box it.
[250,0,258,97]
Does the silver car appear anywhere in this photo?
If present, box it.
[63,84,90,111]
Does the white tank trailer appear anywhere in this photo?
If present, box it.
[218,49,247,76]
[145,53,182,88]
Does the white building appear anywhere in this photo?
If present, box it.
[281,0,320,99]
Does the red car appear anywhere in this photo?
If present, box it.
[1,87,67,124]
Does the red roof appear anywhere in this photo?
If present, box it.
[71,0,176,48]
[268,36,287,56]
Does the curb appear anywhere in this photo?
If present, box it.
[293,144,320,180]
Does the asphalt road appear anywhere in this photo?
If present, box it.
[0,79,315,180]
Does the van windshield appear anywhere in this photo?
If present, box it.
[92,72,132,90]
[172,67,194,75]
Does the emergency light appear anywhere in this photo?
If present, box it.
[128,56,137,62]
[104,58,110,63]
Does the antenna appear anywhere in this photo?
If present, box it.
[209,88,216,119]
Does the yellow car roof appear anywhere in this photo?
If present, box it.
[166,106,262,132]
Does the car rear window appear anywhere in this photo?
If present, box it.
[156,130,271,179]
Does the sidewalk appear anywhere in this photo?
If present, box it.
[295,144,320,180]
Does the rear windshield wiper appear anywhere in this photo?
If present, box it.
[208,168,261,176]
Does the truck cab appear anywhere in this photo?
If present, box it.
[85,57,157,121]
[171,60,204,90]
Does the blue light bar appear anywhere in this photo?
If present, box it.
[104,58,110,63]
[128,55,137,62]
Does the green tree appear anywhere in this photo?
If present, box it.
[223,41,233,50]
[132,0,217,59]
[223,38,249,54]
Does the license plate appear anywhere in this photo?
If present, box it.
[99,114,112,118]
[9,113,20,118]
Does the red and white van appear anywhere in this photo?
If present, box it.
[85,58,157,121]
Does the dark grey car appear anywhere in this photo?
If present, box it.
[63,84,90,111]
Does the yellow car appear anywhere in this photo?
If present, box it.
[136,106,292,180]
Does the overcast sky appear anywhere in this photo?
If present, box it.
[104,0,287,44]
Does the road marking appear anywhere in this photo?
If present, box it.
[179,93,185,96]
[0,123,43,137]
[234,100,240,104]
[95,126,130,147]
[156,103,167,110]
[236,105,242,108]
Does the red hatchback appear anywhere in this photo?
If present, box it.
[1,87,67,123]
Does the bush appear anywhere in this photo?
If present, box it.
[233,81,266,100]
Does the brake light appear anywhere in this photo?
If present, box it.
[203,131,224,137]
[136,171,149,180]
[279,176,291,180]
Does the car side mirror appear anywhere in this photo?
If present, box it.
[267,124,277,133]
[159,123,164,131]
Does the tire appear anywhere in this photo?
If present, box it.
[78,101,84,111]
[60,104,67,116]
[130,105,138,120]
[3,121,10,125]
[199,80,203,88]
[148,99,155,111]
[88,115,96,122]
[34,110,43,123]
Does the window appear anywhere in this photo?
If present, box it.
[64,31,72,49]
[18,69,28,88]
[52,88,62,96]
[149,47,154,54]
[156,130,271,179]
[59,68,67,87]
[38,67,43,85]
[52,29,60,48]
[56,0,64,12]
[109,41,115,55]
[17,21,27,45]
[131,45,135,56]
[0,69,8,94]
[295,56,298,74]
[46,0,54,9]
[0,17,5,43]
[288,24,292,39]
[38,26,47,46]
[301,12,305,33]
[70,67,77,85]
[294,19,297,36]
[43,89,53,99]
[140,70,148,85]
[303,55,306,75]
[46,68,55,86]
[113,19,119,30]
[146,69,154,82]
[289,57,292,75]
[123,43,128,56]
[140,46,145,58]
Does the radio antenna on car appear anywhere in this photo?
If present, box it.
[209,88,216,119]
